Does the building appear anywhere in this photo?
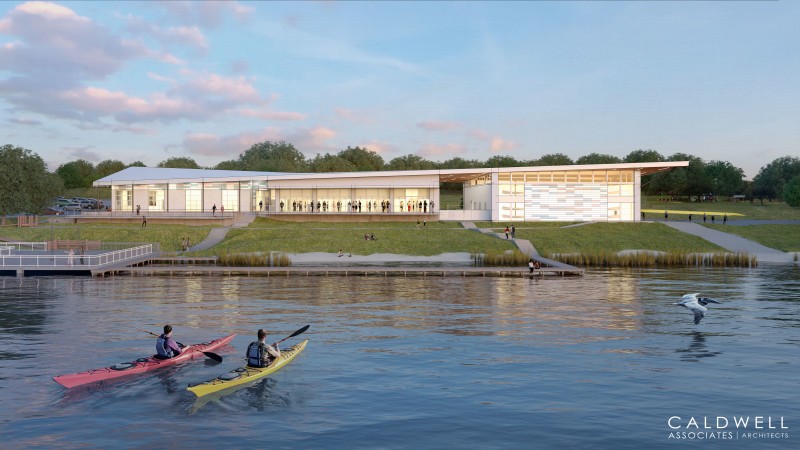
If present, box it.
[93,161,688,222]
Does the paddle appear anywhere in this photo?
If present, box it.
[130,325,223,363]
[271,325,310,347]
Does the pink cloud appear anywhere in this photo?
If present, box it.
[334,107,378,125]
[417,121,459,132]
[184,125,340,158]
[490,137,518,153]
[155,1,254,30]
[467,129,490,141]
[0,2,153,80]
[125,15,209,53]
[184,129,281,157]
[418,143,468,158]
[238,108,306,121]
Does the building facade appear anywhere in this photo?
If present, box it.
[94,161,687,222]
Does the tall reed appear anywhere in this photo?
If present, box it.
[472,249,529,266]
[217,250,292,267]
[545,251,757,268]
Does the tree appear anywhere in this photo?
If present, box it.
[784,175,800,207]
[94,160,126,178]
[56,159,95,189]
[704,160,745,197]
[533,153,574,166]
[127,161,146,168]
[157,157,201,169]
[238,141,308,172]
[385,154,436,171]
[576,153,622,165]
[753,156,800,202]
[624,149,664,163]
[438,157,482,169]
[308,154,357,172]
[213,160,241,170]
[484,155,521,168]
[0,145,63,223]
[337,146,384,171]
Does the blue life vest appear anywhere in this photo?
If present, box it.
[156,334,175,358]
[247,341,268,367]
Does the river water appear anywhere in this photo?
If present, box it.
[1,267,798,449]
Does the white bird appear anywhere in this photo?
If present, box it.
[674,293,721,325]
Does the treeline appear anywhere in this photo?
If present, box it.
[2,142,800,217]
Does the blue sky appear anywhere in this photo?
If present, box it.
[1,1,797,178]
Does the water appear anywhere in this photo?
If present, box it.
[1,267,798,449]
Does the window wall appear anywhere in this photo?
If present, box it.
[114,186,133,212]
[147,184,166,211]
[497,170,636,222]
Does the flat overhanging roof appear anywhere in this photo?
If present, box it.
[93,161,689,186]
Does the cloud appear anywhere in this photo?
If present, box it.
[184,125,339,158]
[490,137,517,153]
[8,117,41,126]
[417,121,459,132]
[125,15,209,53]
[0,2,153,81]
[418,143,468,158]
[357,140,398,156]
[238,108,306,121]
[466,127,518,153]
[154,1,254,30]
[64,146,101,162]
[334,107,377,125]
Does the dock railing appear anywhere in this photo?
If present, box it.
[0,243,156,268]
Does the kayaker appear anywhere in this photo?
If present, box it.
[246,329,281,367]
[156,325,183,359]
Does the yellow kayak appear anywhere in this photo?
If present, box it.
[187,339,308,397]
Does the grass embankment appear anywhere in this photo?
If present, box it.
[501,222,724,255]
[189,218,517,257]
[0,223,211,252]
[642,196,800,221]
[479,222,749,267]
[704,224,800,253]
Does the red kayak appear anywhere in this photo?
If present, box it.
[53,333,236,388]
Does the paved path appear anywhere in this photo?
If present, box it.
[462,221,539,256]
[663,221,795,264]
[187,213,257,252]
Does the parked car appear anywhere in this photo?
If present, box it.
[62,203,83,212]
[43,206,64,215]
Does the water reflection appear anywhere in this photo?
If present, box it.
[675,331,723,362]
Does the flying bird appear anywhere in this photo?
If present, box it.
[674,293,721,325]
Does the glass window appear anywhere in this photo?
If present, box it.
[566,172,579,182]
[185,190,201,211]
[222,190,238,212]
[552,172,565,182]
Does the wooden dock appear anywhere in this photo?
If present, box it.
[94,264,583,278]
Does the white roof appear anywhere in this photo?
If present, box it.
[93,162,689,186]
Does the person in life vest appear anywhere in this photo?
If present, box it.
[155,324,183,359]
[247,329,281,368]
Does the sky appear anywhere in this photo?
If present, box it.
[1,1,798,179]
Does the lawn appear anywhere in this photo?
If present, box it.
[704,224,800,252]
[193,219,517,256]
[642,196,800,221]
[513,222,724,256]
[0,223,212,252]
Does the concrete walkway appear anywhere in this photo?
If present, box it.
[462,221,539,256]
[663,221,795,264]
[187,213,257,252]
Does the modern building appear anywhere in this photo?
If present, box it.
[93,161,688,222]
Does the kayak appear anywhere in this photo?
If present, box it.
[188,339,308,397]
[53,334,236,389]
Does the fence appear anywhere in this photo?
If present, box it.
[0,243,156,268]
